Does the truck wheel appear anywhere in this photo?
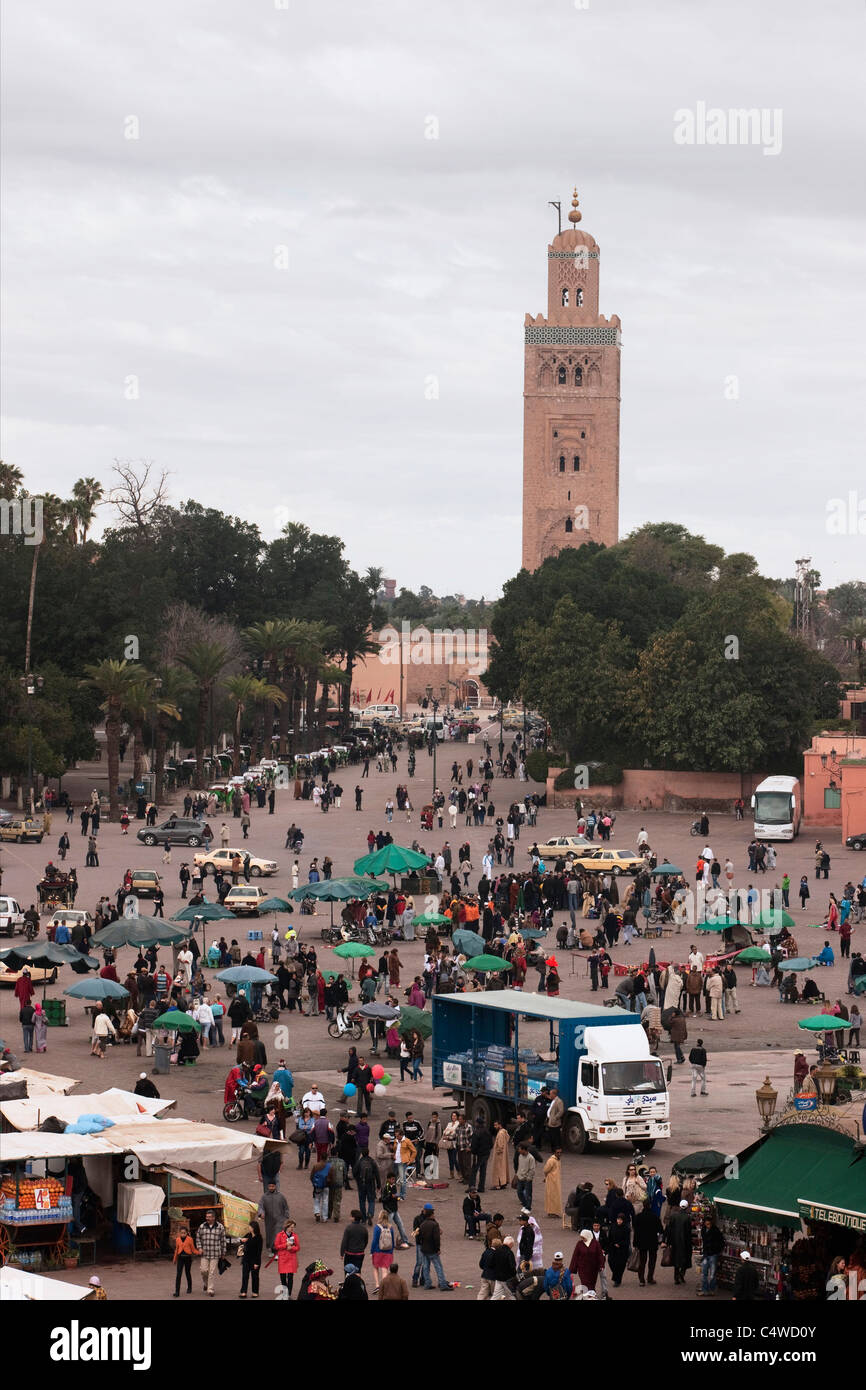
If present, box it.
[471,1096,500,1130]
[636,1139,655,1153]
[142,834,157,847]
[564,1114,588,1154]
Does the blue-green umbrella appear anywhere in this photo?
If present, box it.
[256,897,294,914]
[782,957,817,972]
[518,927,548,940]
[215,966,278,985]
[650,863,682,876]
[452,928,484,956]
[288,877,389,926]
[172,901,236,922]
[64,978,130,1001]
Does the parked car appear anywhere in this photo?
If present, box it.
[845,831,866,851]
[193,849,278,878]
[0,896,25,937]
[0,818,45,844]
[0,961,57,987]
[532,836,592,860]
[572,848,645,876]
[128,869,162,899]
[222,885,269,915]
[137,818,211,848]
[48,909,94,939]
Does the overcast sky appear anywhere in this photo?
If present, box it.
[2,0,864,598]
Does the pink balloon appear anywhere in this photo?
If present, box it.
[366,1082,375,1092]
[371,1064,385,1080]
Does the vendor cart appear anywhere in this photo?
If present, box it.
[37,874,77,915]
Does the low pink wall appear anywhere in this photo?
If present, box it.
[549,767,768,812]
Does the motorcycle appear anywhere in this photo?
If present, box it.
[689,820,701,836]
[24,920,40,941]
[327,1008,363,1041]
[222,1078,267,1124]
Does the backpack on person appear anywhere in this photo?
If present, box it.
[378,1224,394,1253]
[312,1163,331,1190]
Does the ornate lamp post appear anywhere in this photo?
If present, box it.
[755,1076,778,1131]
[813,1059,839,1107]
[425,683,447,801]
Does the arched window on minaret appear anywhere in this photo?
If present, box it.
[557,365,567,385]
[564,518,573,534]
[573,455,580,472]
[574,366,582,386]
[561,288,569,307]
[558,456,566,473]
[587,363,601,386]
[576,288,583,307]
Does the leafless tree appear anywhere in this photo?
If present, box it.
[109,460,170,531]
[160,602,244,668]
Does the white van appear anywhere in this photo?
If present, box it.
[360,704,400,723]
[422,716,448,742]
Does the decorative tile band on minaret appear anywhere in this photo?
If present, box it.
[521,188,621,571]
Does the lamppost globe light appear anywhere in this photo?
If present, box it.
[755,1076,778,1129]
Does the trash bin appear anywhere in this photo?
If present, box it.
[42,998,67,1028]
[153,1042,172,1075]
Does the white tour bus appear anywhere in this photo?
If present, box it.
[751,775,802,841]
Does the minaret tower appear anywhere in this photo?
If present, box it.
[521,188,621,570]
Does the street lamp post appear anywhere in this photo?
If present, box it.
[755,1076,778,1131]
[425,683,447,803]
[498,701,505,772]
[149,677,163,800]
[19,672,44,815]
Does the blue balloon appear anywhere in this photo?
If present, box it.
[343,1083,357,1096]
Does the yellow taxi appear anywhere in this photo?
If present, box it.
[572,847,644,876]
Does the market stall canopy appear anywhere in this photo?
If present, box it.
[0,1267,96,1301]
[0,942,97,969]
[650,863,682,876]
[288,878,389,902]
[352,844,429,877]
[781,958,818,971]
[332,942,376,959]
[736,948,772,965]
[414,912,451,927]
[701,1124,866,1229]
[0,1068,79,1097]
[255,897,294,914]
[357,1002,400,1021]
[395,1004,432,1039]
[152,1009,201,1032]
[0,1088,174,1131]
[0,1117,272,1166]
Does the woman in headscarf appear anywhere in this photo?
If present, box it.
[33,1002,48,1053]
[607,1212,631,1287]
[569,1228,605,1292]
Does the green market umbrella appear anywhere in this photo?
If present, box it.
[414,912,451,927]
[650,863,682,876]
[64,978,130,1001]
[783,958,817,971]
[332,939,376,977]
[0,942,95,969]
[152,1009,202,1033]
[736,948,772,964]
[289,878,389,926]
[256,897,294,914]
[694,920,730,933]
[452,928,484,956]
[92,919,188,948]
[353,844,429,878]
[751,910,796,931]
[463,954,511,973]
[797,1015,849,1032]
[396,1005,433,1039]
[172,902,236,923]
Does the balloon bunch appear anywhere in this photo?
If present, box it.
[344,1062,392,1099]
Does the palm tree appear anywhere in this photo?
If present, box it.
[82,660,140,822]
[316,664,349,740]
[297,622,337,752]
[70,477,105,543]
[223,675,286,774]
[179,641,231,788]
[125,677,181,785]
[153,667,192,798]
[0,461,24,494]
[841,617,866,685]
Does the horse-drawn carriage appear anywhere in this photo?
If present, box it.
[37,870,77,914]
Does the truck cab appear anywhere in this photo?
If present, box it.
[431,989,670,1155]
